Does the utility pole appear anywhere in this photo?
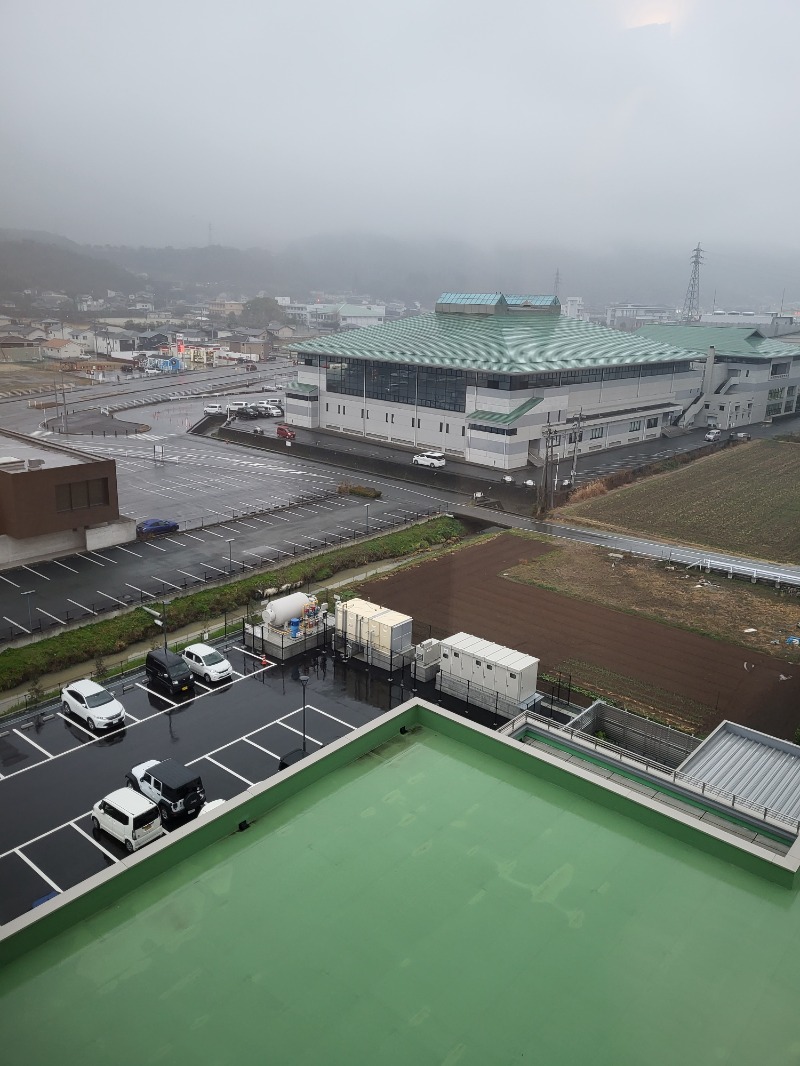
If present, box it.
[681,244,704,324]
[540,422,554,513]
[553,267,561,298]
[570,411,583,485]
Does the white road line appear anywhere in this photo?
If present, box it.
[134,682,178,707]
[125,582,153,597]
[22,564,50,580]
[36,607,66,625]
[241,549,263,557]
[142,540,168,552]
[205,563,227,574]
[97,590,129,606]
[193,681,213,692]
[124,710,140,723]
[244,736,280,759]
[234,646,275,663]
[201,756,253,786]
[3,612,30,633]
[56,712,96,738]
[218,524,239,533]
[0,572,21,587]
[71,821,120,862]
[182,532,204,542]
[229,558,253,570]
[313,707,357,730]
[263,544,292,555]
[176,568,204,582]
[16,850,62,894]
[230,669,246,678]
[76,553,104,566]
[204,529,225,538]
[67,598,96,615]
[88,550,117,564]
[164,537,190,546]
[235,521,259,529]
[115,545,142,557]
[52,559,80,573]
[13,728,53,759]
[154,576,183,590]
[246,516,269,524]
[276,720,323,745]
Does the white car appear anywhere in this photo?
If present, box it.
[704,429,722,442]
[92,788,165,853]
[61,678,126,730]
[182,642,233,683]
[227,401,250,412]
[412,451,446,468]
[204,403,224,415]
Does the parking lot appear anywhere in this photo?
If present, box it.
[0,641,405,924]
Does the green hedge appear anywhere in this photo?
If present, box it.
[0,517,465,692]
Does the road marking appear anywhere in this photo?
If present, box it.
[13,728,53,759]
[134,683,178,707]
[52,559,81,573]
[76,553,104,566]
[22,564,50,580]
[56,712,96,738]
[235,521,259,529]
[276,720,323,745]
[227,557,253,570]
[205,563,227,574]
[313,707,357,730]
[202,756,253,786]
[115,545,142,557]
[204,529,225,538]
[67,598,96,615]
[244,736,280,759]
[262,543,292,555]
[241,549,263,557]
[154,576,183,590]
[16,850,62,893]
[233,646,275,664]
[218,524,239,533]
[193,681,213,692]
[142,540,168,551]
[182,532,204,542]
[36,607,66,625]
[164,537,190,546]
[0,572,21,587]
[125,582,153,598]
[3,615,29,633]
[72,821,120,862]
[88,550,117,564]
[176,568,204,582]
[97,590,129,606]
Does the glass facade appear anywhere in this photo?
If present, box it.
[326,359,467,413]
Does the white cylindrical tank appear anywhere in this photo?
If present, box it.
[263,592,312,627]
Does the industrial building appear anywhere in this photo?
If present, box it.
[288,292,706,470]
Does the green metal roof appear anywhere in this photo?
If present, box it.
[293,310,698,373]
[637,324,798,359]
[468,397,543,425]
[285,381,318,394]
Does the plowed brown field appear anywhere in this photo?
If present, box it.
[360,533,800,738]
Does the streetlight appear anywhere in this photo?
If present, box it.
[364,502,370,535]
[226,538,235,574]
[299,673,310,751]
[20,590,35,631]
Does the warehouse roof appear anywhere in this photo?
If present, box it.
[637,324,800,359]
[293,307,698,374]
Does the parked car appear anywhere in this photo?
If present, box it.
[92,788,165,853]
[277,423,296,440]
[204,403,224,415]
[145,648,195,695]
[226,401,250,413]
[412,451,446,467]
[126,759,206,820]
[704,429,722,442]
[136,517,180,537]
[144,368,161,377]
[256,403,283,417]
[61,678,126,730]
[261,384,278,392]
[245,363,257,372]
[121,365,135,374]
[734,431,752,441]
[182,642,233,683]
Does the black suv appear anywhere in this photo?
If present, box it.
[145,648,194,695]
[126,758,206,819]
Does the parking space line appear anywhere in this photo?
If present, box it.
[13,728,54,759]
[204,529,225,538]
[182,532,204,542]
[164,537,190,547]
[124,710,140,723]
[205,563,227,574]
[229,557,253,570]
[72,821,120,862]
[16,850,62,893]
[67,598,97,615]
[154,576,183,590]
[236,521,259,529]
[276,720,323,746]
[231,669,246,678]
[97,590,129,606]
[193,681,213,692]
[313,707,357,730]
[3,615,29,633]
[176,568,204,582]
[244,737,280,759]
[22,563,50,581]
[88,550,117,564]
[233,646,275,664]
[0,572,21,587]
[202,756,253,786]
[56,712,96,738]
[262,543,292,555]
[115,545,142,557]
[241,549,263,557]
[218,524,239,533]
[134,682,177,707]
[142,541,168,552]
[125,582,154,598]
[37,607,66,625]
[76,553,104,566]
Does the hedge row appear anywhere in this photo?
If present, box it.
[0,516,466,692]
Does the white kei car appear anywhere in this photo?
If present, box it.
[181,642,233,683]
[61,678,126,730]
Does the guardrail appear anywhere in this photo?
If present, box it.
[667,549,800,590]
[502,708,800,835]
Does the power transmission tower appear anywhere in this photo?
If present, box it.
[681,244,704,323]
[553,268,561,298]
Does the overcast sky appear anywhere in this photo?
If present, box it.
[2,0,799,254]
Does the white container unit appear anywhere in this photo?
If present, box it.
[367,609,413,657]
[335,598,384,646]
[437,632,539,714]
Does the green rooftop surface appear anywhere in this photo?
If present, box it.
[467,397,543,425]
[637,323,800,359]
[293,309,699,373]
[3,726,800,1065]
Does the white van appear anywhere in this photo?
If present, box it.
[144,368,161,377]
[92,788,165,853]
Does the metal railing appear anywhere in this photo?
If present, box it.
[667,549,800,590]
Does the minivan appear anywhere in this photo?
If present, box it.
[145,648,195,695]
[92,788,165,853]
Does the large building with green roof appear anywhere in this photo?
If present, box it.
[288,293,706,470]
[288,296,800,469]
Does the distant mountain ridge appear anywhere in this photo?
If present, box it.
[0,238,140,299]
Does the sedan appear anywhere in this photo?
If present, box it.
[182,642,233,683]
[412,452,446,468]
[136,517,180,537]
[61,679,126,730]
